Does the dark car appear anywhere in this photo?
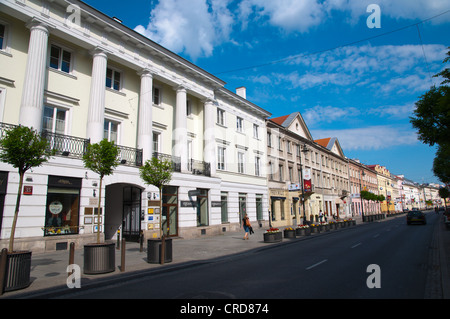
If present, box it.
[406,211,426,225]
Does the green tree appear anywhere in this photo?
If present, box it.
[410,47,450,184]
[83,139,120,244]
[139,156,173,239]
[0,126,52,252]
[439,187,449,211]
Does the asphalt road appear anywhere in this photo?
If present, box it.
[51,212,438,300]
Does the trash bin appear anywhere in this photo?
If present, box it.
[147,238,172,264]
[3,251,32,292]
[83,243,115,274]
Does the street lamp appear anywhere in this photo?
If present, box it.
[299,143,309,225]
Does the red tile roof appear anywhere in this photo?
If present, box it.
[269,114,290,126]
[314,137,331,148]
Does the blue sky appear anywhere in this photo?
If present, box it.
[83,0,450,184]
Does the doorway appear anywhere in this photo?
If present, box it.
[122,186,142,242]
[162,186,178,237]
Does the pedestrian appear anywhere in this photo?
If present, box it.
[319,210,323,222]
[243,214,251,240]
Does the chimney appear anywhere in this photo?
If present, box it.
[236,87,246,99]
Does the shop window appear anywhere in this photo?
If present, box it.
[196,189,209,227]
[44,176,81,236]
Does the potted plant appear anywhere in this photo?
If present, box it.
[295,225,310,236]
[283,227,296,238]
[82,139,119,274]
[263,227,282,243]
[139,156,173,264]
[0,126,52,292]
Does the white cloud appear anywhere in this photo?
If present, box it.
[367,102,416,119]
[312,125,418,150]
[303,105,360,125]
[134,0,234,59]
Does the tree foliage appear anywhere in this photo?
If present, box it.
[82,139,120,243]
[0,125,52,252]
[410,47,450,184]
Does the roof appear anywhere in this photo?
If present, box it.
[314,138,332,149]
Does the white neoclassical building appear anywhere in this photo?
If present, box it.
[0,0,271,252]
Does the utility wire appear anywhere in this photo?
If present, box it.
[215,9,450,75]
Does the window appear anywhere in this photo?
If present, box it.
[153,132,160,153]
[196,189,209,227]
[106,68,121,91]
[279,164,283,181]
[278,136,282,151]
[256,194,263,220]
[43,106,66,134]
[267,132,272,147]
[153,87,161,105]
[289,167,293,181]
[217,146,225,170]
[287,141,291,153]
[236,117,243,132]
[44,176,81,236]
[186,99,192,116]
[221,192,228,223]
[50,45,72,73]
[0,24,5,50]
[238,152,244,173]
[253,124,259,139]
[255,156,261,176]
[104,119,119,143]
[217,108,225,125]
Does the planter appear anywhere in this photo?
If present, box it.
[310,226,317,233]
[83,243,115,275]
[2,251,32,292]
[264,232,282,243]
[284,229,296,239]
[324,224,330,232]
[147,238,172,264]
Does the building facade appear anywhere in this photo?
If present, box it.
[348,159,379,218]
[368,165,396,214]
[0,0,270,252]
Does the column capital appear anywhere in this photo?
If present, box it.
[89,46,111,59]
[175,84,187,93]
[25,17,55,33]
[137,68,154,78]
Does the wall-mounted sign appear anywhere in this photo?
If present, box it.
[23,185,33,195]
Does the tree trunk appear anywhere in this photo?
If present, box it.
[97,177,103,244]
[9,172,24,252]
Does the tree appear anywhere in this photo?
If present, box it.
[0,126,52,252]
[410,47,450,184]
[439,187,449,211]
[82,139,120,244]
[139,156,173,239]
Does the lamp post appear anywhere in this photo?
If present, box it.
[300,143,309,225]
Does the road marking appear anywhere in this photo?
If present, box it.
[306,259,328,270]
[373,233,379,238]
[351,243,362,249]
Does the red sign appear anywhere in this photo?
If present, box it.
[23,185,33,195]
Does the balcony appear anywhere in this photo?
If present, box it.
[188,159,211,177]
[0,122,143,167]
[152,152,181,172]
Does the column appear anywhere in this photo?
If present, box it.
[19,19,52,131]
[174,86,188,172]
[203,99,216,176]
[86,48,108,143]
[137,69,153,162]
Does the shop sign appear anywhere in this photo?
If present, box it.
[23,185,33,195]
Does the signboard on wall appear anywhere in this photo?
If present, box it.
[303,168,311,192]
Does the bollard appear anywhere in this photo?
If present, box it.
[120,238,126,272]
[160,235,165,265]
[139,230,144,253]
[0,248,7,295]
[68,242,75,277]
[116,229,121,250]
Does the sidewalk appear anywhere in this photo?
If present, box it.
[1,214,449,299]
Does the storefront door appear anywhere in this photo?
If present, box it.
[162,186,178,237]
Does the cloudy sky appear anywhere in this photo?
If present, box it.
[85,0,450,184]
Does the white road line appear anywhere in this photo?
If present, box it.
[306,259,328,270]
[351,243,362,249]
[373,233,380,238]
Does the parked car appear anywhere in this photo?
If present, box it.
[406,211,426,225]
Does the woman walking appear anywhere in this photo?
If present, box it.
[243,214,250,240]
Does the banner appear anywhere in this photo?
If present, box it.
[303,168,311,192]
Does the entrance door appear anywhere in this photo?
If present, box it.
[122,186,141,242]
[162,186,178,237]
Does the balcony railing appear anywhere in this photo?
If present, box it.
[117,145,143,167]
[188,159,211,177]
[152,152,181,172]
[41,130,89,159]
